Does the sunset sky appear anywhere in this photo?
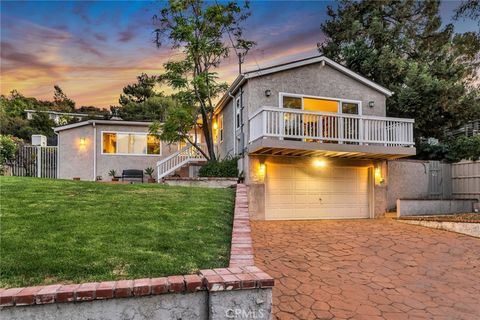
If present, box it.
[1,1,477,109]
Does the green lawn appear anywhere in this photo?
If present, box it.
[0,177,235,288]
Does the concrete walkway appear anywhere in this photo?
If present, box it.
[252,219,480,320]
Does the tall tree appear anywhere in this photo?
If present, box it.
[319,0,480,145]
[119,73,160,106]
[116,74,170,121]
[53,85,75,112]
[151,0,255,161]
[455,0,480,26]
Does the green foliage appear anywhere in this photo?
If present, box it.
[417,135,480,162]
[144,167,155,178]
[320,0,480,143]
[119,96,172,121]
[1,87,104,142]
[0,135,18,173]
[53,85,75,112]
[108,169,117,177]
[152,0,255,161]
[198,157,239,177]
[119,73,160,106]
[0,177,234,287]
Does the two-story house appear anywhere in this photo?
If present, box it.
[212,55,415,220]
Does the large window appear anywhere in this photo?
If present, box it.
[102,132,161,155]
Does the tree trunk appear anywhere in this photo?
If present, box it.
[200,110,217,162]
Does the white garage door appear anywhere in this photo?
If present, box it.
[265,163,370,220]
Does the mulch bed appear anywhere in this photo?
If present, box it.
[398,213,480,223]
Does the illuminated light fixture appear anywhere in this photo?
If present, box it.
[313,159,327,168]
[213,121,218,130]
[79,137,86,146]
[374,165,384,185]
[258,163,266,175]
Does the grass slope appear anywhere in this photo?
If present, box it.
[0,177,235,288]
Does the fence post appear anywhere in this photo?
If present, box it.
[37,146,41,178]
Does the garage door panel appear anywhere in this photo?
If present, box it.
[265,163,370,220]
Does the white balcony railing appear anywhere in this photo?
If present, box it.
[249,107,414,147]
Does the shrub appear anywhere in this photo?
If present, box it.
[198,157,239,177]
[417,135,480,162]
[0,135,18,175]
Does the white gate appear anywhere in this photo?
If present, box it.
[11,145,58,179]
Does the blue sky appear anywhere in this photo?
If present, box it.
[1,0,477,107]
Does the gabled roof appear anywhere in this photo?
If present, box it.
[215,55,393,111]
[53,120,153,132]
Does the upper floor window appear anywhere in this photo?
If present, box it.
[235,97,241,129]
[102,132,161,155]
[281,93,360,115]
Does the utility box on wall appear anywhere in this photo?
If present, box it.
[31,135,47,147]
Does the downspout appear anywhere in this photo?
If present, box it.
[228,91,235,157]
[93,122,97,181]
[54,130,59,179]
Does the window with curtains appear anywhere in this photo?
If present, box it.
[102,132,161,155]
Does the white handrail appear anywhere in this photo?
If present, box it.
[250,106,415,123]
[249,107,415,147]
[156,143,207,180]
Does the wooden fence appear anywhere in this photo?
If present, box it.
[451,160,480,200]
[10,145,58,179]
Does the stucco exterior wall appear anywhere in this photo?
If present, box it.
[58,125,94,180]
[2,292,208,320]
[216,98,235,159]
[245,63,387,118]
[386,160,430,211]
[57,123,184,181]
[1,289,273,320]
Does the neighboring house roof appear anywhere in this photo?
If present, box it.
[25,109,95,117]
[53,120,153,132]
[215,55,394,112]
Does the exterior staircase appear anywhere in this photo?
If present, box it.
[156,144,207,180]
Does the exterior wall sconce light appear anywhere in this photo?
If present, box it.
[213,121,218,130]
[258,160,266,182]
[79,137,86,146]
[264,89,272,97]
[374,165,384,185]
[368,101,375,108]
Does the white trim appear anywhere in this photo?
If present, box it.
[100,131,162,156]
[279,92,363,115]
[249,106,414,123]
[93,123,97,181]
[54,120,154,132]
[235,96,241,129]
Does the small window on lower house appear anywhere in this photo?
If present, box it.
[103,133,117,153]
[147,135,161,154]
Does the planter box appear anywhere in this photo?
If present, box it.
[163,177,238,188]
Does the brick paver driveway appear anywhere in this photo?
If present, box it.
[252,219,480,320]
